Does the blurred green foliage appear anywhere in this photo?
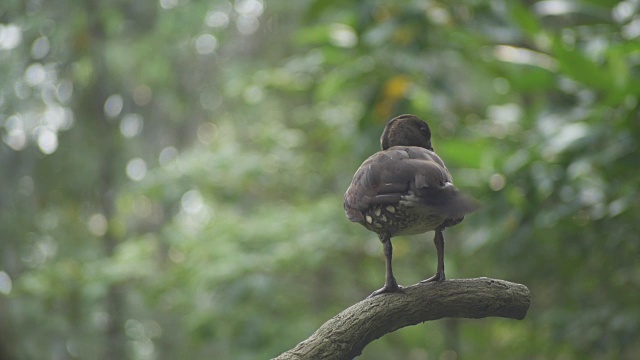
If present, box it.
[1,0,639,359]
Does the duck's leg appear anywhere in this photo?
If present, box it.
[368,234,403,298]
[421,228,446,283]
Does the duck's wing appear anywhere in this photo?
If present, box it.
[344,147,477,223]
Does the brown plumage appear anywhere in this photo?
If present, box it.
[344,114,477,297]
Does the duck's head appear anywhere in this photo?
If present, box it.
[380,114,433,151]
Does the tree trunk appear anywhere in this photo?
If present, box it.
[274,277,530,360]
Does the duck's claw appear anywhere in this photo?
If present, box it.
[367,284,404,298]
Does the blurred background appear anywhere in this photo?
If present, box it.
[1,0,639,359]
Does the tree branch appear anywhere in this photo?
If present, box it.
[274,277,530,360]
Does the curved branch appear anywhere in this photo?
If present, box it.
[274,277,530,360]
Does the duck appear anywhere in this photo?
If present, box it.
[344,114,478,298]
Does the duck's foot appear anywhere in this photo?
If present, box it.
[420,271,445,283]
[367,284,404,298]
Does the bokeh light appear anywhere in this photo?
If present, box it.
[120,113,144,138]
[194,33,218,55]
[126,158,147,181]
[159,146,178,167]
[88,213,108,237]
[133,85,152,106]
[0,23,22,50]
[31,36,50,59]
[36,128,58,154]
[206,11,229,29]
[104,94,124,118]
[0,271,12,295]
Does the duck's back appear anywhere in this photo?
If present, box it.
[344,146,476,236]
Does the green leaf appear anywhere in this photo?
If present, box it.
[509,2,541,36]
[552,37,611,90]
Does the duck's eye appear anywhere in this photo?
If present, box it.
[419,126,429,136]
